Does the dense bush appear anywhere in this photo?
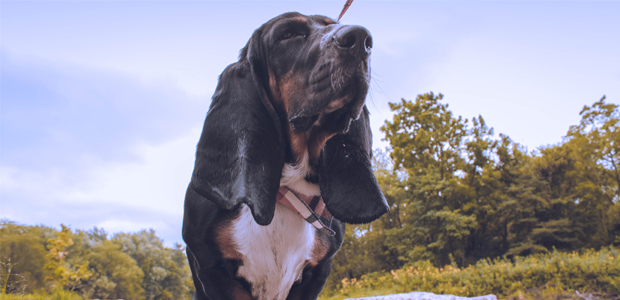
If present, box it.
[321,247,620,300]
[0,288,85,300]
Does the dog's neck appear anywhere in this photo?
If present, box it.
[280,150,321,196]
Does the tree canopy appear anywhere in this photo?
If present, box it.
[1,222,194,299]
[324,94,620,295]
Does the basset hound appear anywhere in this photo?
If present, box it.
[182,12,389,300]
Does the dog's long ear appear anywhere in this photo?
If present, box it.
[319,106,389,224]
[188,28,285,226]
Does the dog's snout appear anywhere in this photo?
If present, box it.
[333,25,372,56]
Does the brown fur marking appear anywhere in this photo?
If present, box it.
[307,127,336,160]
[323,17,336,25]
[272,62,341,165]
[307,232,330,267]
[280,73,312,164]
[215,221,243,260]
[231,280,254,300]
[280,72,304,113]
[287,124,308,163]
[268,71,282,109]
[291,16,308,23]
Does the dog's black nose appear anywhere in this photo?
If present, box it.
[334,25,372,56]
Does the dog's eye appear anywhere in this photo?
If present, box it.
[280,31,306,41]
[281,31,295,40]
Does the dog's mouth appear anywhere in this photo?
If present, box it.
[289,93,364,134]
[289,64,368,133]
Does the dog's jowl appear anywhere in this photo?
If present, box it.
[183,12,389,300]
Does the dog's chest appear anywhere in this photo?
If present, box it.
[231,202,316,300]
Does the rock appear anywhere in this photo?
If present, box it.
[346,292,498,300]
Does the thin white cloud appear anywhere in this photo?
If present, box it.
[59,127,201,215]
[0,126,200,246]
[0,53,206,246]
[96,220,171,239]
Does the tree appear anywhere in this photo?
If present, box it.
[0,221,49,293]
[80,240,145,300]
[381,93,476,266]
[564,95,620,247]
[113,230,193,300]
[45,224,92,293]
[460,118,510,262]
[507,96,620,255]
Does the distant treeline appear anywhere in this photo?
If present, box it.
[0,222,194,299]
[2,93,619,299]
[323,93,620,295]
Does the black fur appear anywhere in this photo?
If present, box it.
[188,60,284,226]
[183,12,389,300]
[320,107,389,224]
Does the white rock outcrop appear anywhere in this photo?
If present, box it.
[346,292,497,300]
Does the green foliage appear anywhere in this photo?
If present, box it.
[80,239,146,300]
[320,247,620,300]
[380,93,477,267]
[322,93,620,297]
[0,288,85,300]
[1,221,50,293]
[566,96,620,247]
[0,222,193,300]
[44,225,92,293]
[113,230,194,300]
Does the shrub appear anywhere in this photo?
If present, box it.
[320,247,620,300]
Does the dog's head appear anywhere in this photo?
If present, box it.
[242,13,372,157]
[189,12,388,225]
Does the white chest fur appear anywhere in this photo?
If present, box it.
[233,203,315,300]
[231,155,319,300]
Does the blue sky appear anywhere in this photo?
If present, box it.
[1,0,619,246]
